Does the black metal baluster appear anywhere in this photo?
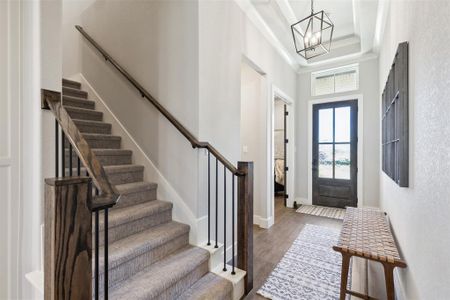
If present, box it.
[232,175,236,275]
[207,150,211,246]
[69,143,73,176]
[94,210,99,300]
[215,158,218,248]
[77,157,81,176]
[104,208,109,300]
[61,132,65,177]
[55,120,59,177]
[223,166,227,272]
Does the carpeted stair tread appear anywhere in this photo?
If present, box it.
[64,148,132,166]
[101,200,172,230]
[103,164,144,185]
[178,272,233,300]
[115,181,157,195]
[108,246,210,300]
[62,78,81,89]
[113,181,157,207]
[94,149,132,165]
[62,95,95,110]
[82,133,121,149]
[63,86,88,98]
[64,105,103,121]
[65,133,121,149]
[73,119,112,134]
[99,221,189,271]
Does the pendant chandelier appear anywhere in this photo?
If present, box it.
[291,0,334,60]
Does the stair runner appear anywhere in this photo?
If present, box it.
[62,78,232,300]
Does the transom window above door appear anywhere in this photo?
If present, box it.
[312,64,359,96]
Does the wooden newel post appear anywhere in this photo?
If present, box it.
[44,177,92,300]
[237,161,253,294]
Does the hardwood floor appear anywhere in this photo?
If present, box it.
[245,196,343,299]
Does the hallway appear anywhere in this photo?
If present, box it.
[247,197,342,299]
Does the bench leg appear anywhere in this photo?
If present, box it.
[339,253,351,300]
[382,263,395,300]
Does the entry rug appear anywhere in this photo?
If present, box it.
[296,204,346,220]
[257,224,351,300]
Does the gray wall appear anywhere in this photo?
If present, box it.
[378,1,450,298]
[79,0,201,215]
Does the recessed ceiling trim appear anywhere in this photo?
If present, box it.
[373,0,389,53]
[297,51,378,74]
[234,0,299,70]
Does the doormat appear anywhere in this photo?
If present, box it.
[257,224,351,300]
[296,204,345,220]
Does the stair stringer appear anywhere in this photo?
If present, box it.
[70,73,202,244]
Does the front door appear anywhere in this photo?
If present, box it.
[312,100,358,208]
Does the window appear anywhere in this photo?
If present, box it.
[312,64,359,96]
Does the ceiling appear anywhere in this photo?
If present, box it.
[248,0,383,70]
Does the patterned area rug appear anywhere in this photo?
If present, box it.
[296,205,346,220]
[257,224,350,300]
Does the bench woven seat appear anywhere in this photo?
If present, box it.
[333,207,407,300]
[333,207,406,267]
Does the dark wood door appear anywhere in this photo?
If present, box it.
[312,100,358,208]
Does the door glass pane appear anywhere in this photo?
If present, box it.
[319,108,333,142]
[335,144,351,179]
[335,106,351,142]
[318,144,333,178]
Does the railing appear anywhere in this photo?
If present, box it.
[42,89,116,299]
[42,25,254,299]
[76,25,254,290]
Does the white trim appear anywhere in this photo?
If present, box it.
[266,84,295,226]
[254,215,274,229]
[298,52,378,74]
[307,94,364,207]
[72,74,201,244]
[373,0,390,53]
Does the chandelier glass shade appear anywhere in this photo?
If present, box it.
[291,0,334,60]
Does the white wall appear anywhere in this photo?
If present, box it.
[198,0,297,230]
[72,0,201,223]
[0,0,62,298]
[295,58,380,207]
[62,0,95,77]
[240,62,267,224]
[378,1,450,298]
[62,0,297,244]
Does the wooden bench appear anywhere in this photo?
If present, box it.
[333,207,407,300]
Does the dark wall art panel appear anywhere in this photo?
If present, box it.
[382,42,409,187]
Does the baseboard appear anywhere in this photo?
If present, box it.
[72,74,200,244]
[294,197,310,206]
[254,215,274,229]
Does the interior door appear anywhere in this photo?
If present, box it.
[312,100,358,208]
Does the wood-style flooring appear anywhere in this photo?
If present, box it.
[245,196,343,299]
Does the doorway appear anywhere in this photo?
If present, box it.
[312,100,358,208]
[274,99,288,207]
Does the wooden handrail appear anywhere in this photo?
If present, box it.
[42,89,120,210]
[75,25,244,176]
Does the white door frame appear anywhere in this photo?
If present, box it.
[307,94,364,207]
[266,84,295,227]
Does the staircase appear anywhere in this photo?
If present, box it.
[61,78,233,299]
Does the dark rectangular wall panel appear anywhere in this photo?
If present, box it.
[382,42,409,187]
